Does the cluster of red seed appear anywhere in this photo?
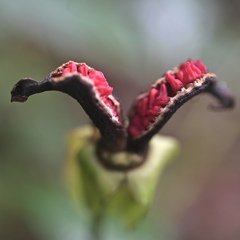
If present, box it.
[52,61,118,119]
[129,60,208,138]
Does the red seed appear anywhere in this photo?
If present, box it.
[155,96,170,106]
[182,62,198,84]
[68,62,77,73]
[78,64,89,76]
[147,105,160,116]
[195,60,207,73]
[89,70,106,82]
[139,97,149,115]
[191,63,202,76]
[159,83,168,97]
[180,60,206,85]
[129,125,141,138]
[62,68,71,75]
[148,88,159,108]
[137,101,145,116]
[97,86,113,96]
[176,71,184,81]
[165,73,183,93]
[143,117,150,128]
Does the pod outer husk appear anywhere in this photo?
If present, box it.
[65,126,179,227]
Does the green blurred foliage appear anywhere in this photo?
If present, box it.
[0,0,240,239]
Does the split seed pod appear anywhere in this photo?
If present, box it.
[10,59,234,226]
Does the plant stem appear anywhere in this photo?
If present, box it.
[91,214,103,240]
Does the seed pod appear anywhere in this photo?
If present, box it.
[10,61,126,153]
[127,59,235,151]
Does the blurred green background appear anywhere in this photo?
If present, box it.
[1,0,240,239]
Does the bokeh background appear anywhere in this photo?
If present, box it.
[1,0,240,239]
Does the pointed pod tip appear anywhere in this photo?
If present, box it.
[208,95,235,111]
[10,78,38,103]
[10,94,28,103]
[208,80,236,111]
